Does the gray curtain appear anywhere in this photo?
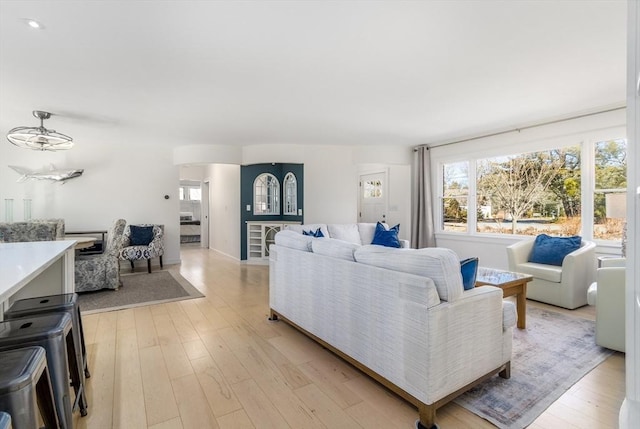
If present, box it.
[411,146,436,248]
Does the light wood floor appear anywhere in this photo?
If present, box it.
[72,247,625,429]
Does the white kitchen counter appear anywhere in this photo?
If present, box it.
[0,240,75,317]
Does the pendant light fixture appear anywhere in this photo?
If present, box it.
[7,110,74,151]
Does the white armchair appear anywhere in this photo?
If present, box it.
[507,238,596,309]
[587,258,625,352]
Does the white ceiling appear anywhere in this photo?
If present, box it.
[0,0,628,149]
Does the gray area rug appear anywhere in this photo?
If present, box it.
[454,305,614,428]
[77,270,204,314]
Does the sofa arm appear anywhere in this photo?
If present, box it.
[600,257,626,268]
[423,285,511,403]
[506,240,533,270]
[561,240,596,287]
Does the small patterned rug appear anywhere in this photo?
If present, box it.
[77,270,204,314]
[454,305,614,429]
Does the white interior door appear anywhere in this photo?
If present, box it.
[359,171,388,224]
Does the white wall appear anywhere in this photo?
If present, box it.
[1,133,413,266]
[179,165,205,181]
[241,144,413,231]
[242,144,360,224]
[206,163,241,260]
[176,144,413,257]
[0,126,182,265]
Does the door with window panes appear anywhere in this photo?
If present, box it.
[359,172,388,224]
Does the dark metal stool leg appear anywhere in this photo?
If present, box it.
[75,305,90,378]
[0,347,60,429]
[65,327,88,416]
[36,365,61,429]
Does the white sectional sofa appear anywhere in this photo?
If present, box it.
[269,226,516,428]
[283,222,410,247]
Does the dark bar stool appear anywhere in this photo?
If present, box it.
[5,293,91,379]
[0,347,59,429]
[0,314,88,429]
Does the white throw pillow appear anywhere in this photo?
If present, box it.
[327,224,362,244]
[358,222,388,245]
[274,230,313,252]
[312,238,360,261]
[354,245,463,302]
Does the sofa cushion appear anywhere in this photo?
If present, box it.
[312,238,360,261]
[354,245,463,302]
[514,262,562,283]
[528,234,582,266]
[358,222,386,245]
[371,222,401,248]
[327,224,362,245]
[274,230,313,252]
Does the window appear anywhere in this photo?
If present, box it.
[442,162,469,232]
[283,172,297,215]
[593,139,627,241]
[254,173,280,215]
[179,185,201,201]
[439,138,628,242]
[363,179,383,199]
[476,146,581,236]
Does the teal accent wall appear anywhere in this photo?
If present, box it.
[240,163,304,260]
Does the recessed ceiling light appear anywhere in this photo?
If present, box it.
[25,19,44,29]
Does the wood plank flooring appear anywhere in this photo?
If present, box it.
[73,247,625,429]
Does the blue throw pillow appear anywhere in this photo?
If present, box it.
[528,234,582,266]
[371,222,400,248]
[302,228,324,238]
[130,225,154,246]
[460,257,479,290]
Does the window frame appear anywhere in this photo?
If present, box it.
[253,173,280,215]
[283,172,297,216]
[434,126,627,248]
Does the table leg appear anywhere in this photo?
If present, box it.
[516,283,527,329]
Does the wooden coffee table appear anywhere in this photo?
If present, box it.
[475,267,533,329]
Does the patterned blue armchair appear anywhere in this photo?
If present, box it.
[120,224,164,273]
[0,222,58,242]
[31,218,65,239]
[75,219,126,292]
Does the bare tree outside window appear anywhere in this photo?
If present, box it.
[440,139,627,241]
[477,147,579,235]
